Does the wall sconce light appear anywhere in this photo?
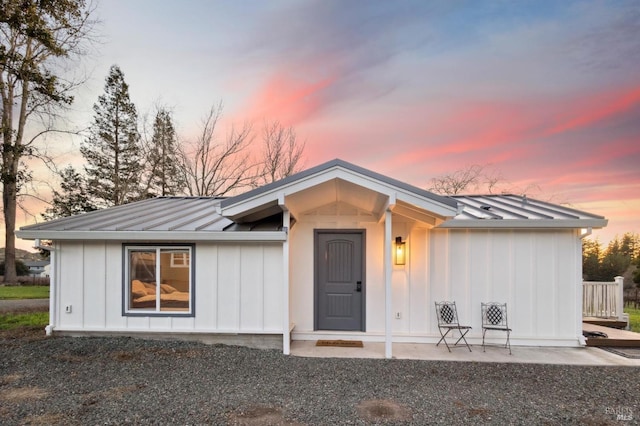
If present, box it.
[395,236,406,265]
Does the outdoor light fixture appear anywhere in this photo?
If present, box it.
[395,236,406,265]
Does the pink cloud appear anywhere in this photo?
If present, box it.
[547,86,640,135]
[238,70,337,126]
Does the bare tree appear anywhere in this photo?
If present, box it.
[428,164,547,199]
[0,0,95,283]
[429,164,487,195]
[178,103,256,197]
[259,120,305,184]
[428,164,509,195]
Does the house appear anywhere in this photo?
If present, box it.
[23,260,50,277]
[17,159,607,358]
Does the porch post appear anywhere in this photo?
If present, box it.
[282,208,291,355]
[384,208,393,359]
[615,276,624,322]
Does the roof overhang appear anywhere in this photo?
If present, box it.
[16,230,287,242]
[442,194,608,230]
[437,219,608,229]
[220,159,458,225]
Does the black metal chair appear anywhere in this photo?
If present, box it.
[435,301,472,352]
[481,302,512,355]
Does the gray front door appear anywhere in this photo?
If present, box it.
[315,230,365,331]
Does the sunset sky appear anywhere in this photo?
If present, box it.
[13,0,640,251]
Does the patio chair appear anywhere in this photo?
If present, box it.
[481,302,512,355]
[435,301,472,352]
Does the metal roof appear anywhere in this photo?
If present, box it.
[22,197,231,232]
[439,194,607,229]
[17,183,607,241]
[17,197,286,242]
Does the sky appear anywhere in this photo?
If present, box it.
[12,0,640,251]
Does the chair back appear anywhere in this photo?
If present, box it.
[435,301,462,326]
[481,302,509,328]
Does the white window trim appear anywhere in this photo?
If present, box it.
[170,252,189,268]
[124,245,194,316]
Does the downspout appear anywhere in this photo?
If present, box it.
[34,239,55,336]
[580,227,592,239]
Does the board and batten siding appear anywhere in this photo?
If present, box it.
[53,241,284,334]
[425,228,582,346]
[290,214,583,346]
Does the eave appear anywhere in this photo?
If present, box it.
[16,230,287,242]
[437,218,608,229]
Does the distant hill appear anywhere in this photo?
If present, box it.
[0,247,43,262]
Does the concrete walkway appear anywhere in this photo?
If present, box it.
[2,299,637,366]
[291,341,640,366]
[0,298,49,313]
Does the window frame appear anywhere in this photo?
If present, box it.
[170,252,189,268]
[122,243,195,317]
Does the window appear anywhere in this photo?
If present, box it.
[124,245,194,316]
[170,252,189,268]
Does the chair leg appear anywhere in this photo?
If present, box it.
[456,329,472,352]
[482,328,512,354]
[436,328,452,352]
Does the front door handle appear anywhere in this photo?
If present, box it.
[356,281,362,292]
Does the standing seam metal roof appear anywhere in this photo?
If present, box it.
[451,194,605,222]
[18,193,606,235]
[20,197,234,232]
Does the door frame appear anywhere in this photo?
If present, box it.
[313,229,366,331]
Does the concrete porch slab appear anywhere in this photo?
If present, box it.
[290,341,640,366]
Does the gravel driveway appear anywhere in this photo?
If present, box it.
[0,333,637,425]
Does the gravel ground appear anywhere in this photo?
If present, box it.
[0,331,638,425]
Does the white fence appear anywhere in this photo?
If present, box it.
[582,276,624,320]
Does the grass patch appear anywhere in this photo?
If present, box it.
[0,285,49,300]
[0,312,48,330]
[624,306,640,333]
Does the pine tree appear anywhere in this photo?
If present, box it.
[42,166,96,220]
[81,65,141,207]
[582,238,602,281]
[146,108,183,196]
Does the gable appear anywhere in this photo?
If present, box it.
[220,159,459,226]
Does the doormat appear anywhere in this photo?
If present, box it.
[316,339,364,348]
[600,347,640,359]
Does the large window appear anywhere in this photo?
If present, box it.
[124,245,194,316]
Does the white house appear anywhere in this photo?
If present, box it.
[17,159,607,358]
